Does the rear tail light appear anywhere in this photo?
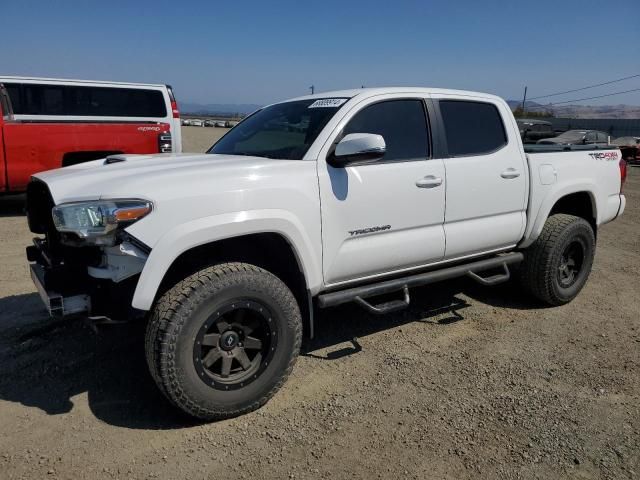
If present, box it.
[171,100,180,119]
[619,158,627,192]
[166,85,180,119]
[158,132,172,153]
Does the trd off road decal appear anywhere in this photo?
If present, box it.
[348,225,391,236]
[588,151,619,161]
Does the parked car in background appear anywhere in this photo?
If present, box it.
[613,136,640,165]
[537,129,610,146]
[225,120,239,128]
[516,118,554,143]
[0,76,182,194]
[204,119,216,127]
[189,119,204,127]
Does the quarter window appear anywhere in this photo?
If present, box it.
[439,100,507,156]
[4,83,167,118]
[342,100,429,161]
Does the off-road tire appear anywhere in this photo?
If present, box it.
[520,214,595,306]
[145,262,302,420]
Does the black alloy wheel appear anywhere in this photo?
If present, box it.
[193,300,277,390]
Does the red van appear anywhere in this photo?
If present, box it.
[0,77,182,193]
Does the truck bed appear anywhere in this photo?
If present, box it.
[523,144,619,153]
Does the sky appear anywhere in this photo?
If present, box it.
[3,0,639,107]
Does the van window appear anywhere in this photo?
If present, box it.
[439,100,507,156]
[342,99,429,161]
[4,83,167,118]
[5,84,22,114]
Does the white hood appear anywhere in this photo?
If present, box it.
[33,152,321,249]
[34,153,297,204]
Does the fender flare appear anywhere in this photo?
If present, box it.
[131,209,322,311]
[519,182,598,249]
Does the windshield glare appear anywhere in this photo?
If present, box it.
[208,98,348,159]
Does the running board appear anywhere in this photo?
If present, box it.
[317,252,523,312]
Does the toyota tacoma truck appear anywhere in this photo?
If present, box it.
[24,88,627,420]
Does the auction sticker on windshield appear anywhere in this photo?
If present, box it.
[308,98,348,108]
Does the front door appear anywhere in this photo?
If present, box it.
[317,96,446,286]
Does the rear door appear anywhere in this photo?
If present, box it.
[317,95,446,285]
[432,96,528,259]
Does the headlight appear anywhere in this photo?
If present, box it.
[52,199,152,241]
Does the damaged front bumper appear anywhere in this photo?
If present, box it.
[26,237,148,320]
[30,262,90,317]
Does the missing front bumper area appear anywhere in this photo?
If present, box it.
[30,263,90,317]
[27,238,146,321]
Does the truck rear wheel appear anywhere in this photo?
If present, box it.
[145,262,302,420]
[520,214,595,306]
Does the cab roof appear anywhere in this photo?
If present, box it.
[288,87,504,103]
[0,75,166,88]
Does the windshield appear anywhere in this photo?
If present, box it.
[208,98,349,159]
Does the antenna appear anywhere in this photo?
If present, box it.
[521,86,528,115]
[309,85,315,95]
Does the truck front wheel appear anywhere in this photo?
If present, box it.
[520,214,595,306]
[145,262,302,420]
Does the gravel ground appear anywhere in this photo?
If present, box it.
[181,126,229,153]
[0,146,638,479]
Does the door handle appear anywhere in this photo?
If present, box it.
[501,168,521,179]
[415,175,443,188]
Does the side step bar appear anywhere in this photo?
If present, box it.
[317,252,524,312]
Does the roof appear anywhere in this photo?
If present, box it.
[287,87,504,103]
[0,75,166,88]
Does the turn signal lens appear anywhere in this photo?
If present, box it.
[114,205,152,222]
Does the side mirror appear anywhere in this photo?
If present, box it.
[328,133,386,167]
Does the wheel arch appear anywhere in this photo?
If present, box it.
[521,187,598,248]
[131,213,321,337]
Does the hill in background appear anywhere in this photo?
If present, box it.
[182,99,640,119]
[506,100,640,119]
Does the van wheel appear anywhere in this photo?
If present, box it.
[520,214,595,306]
[145,262,302,420]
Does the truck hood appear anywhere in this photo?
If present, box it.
[33,153,306,204]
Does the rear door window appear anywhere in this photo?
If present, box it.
[342,99,429,162]
[439,100,507,156]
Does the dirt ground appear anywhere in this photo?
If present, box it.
[181,126,229,153]
[0,135,638,479]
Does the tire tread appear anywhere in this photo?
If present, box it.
[145,262,302,420]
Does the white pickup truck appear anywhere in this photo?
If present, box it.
[25,87,627,420]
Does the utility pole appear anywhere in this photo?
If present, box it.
[521,86,528,116]
[309,85,315,95]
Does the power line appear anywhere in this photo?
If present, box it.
[529,73,640,100]
[526,87,640,110]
